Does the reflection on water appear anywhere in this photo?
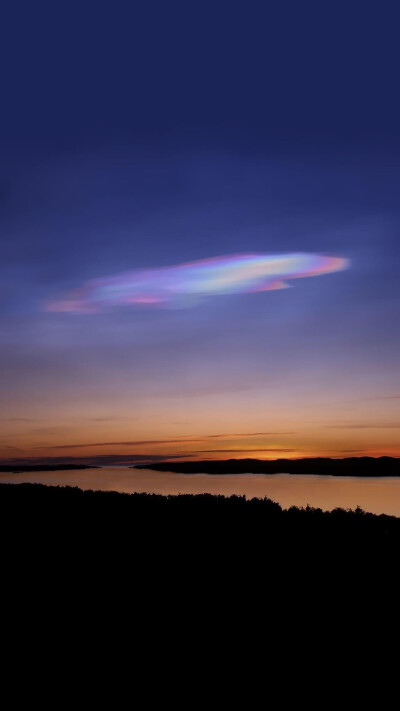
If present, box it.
[1,466,400,517]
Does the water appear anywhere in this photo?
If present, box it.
[1,466,400,517]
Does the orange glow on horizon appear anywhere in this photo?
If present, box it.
[2,381,399,463]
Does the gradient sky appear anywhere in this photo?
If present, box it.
[1,1,400,463]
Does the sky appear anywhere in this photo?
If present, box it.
[1,1,400,463]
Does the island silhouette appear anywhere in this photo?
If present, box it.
[134,456,400,476]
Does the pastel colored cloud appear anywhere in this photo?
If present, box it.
[47,252,349,313]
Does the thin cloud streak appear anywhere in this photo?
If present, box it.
[0,453,196,466]
[327,424,400,429]
[340,449,369,453]
[36,431,295,450]
[374,396,400,400]
[195,448,299,453]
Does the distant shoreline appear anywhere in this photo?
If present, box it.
[134,456,400,477]
[0,464,99,473]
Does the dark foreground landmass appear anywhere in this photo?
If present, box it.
[0,464,99,473]
[1,481,399,553]
[135,456,400,476]
[1,483,398,623]
[1,481,394,664]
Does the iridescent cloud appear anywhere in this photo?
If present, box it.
[47,252,349,312]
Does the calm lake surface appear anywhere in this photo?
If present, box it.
[1,466,400,517]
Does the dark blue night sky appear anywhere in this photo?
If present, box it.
[1,1,400,461]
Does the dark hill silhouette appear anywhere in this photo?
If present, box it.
[134,456,400,476]
[1,483,397,622]
[1,482,399,552]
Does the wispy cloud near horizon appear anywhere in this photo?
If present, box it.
[194,448,299,453]
[35,431,295,450]
[327,424,400,429]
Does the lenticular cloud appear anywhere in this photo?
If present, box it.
[46,252,349,313]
